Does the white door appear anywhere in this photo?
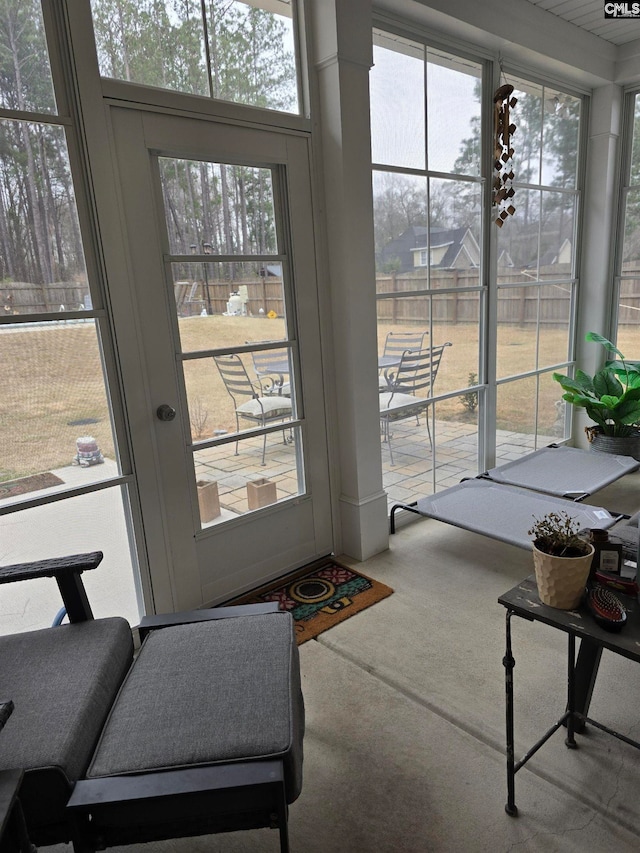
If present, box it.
[109,107,332,611]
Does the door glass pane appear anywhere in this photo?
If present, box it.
[0,322,120,495]
[171,262,287,348]
[90,0,300,113]
[496,376,537,462]
[429,178,482,287]
[160,159,278,256]
[432,397,479,488]
[159,155,303,528]
[194,426,304,527]
[540,191,575,279]
[371,35,425,170]
[0,487,140,635]
[380,396,479,505]
[184,349,295,443]
[0,0,56,113]
[496,286,537,379]
[616,94,640,337]
[0,120,88,314]
[426,49,482,176]
[432,292,479,397]
[496,371,562,461]
[496,188,541,273]
[511,81,542,186]
[618,282,640,342]
[373,171,428,276]
[622,188,640,263]
[542,90,580,188]
[540,370,566,444]
[537,283,572,368]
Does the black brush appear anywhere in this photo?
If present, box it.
[587,585,627,632]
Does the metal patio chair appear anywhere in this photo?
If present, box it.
[379,343,452,465]
[246,342,291,397]
[378,330,428,390]
[214,353,292,465]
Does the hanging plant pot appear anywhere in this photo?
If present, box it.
[532,540,594,610]
[585,426,640,462]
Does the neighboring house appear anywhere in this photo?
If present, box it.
[379,225,481,272]
[540,238,572,266]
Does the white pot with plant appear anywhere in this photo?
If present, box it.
[528,511,595,610]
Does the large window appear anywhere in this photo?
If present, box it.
[0,0,140,632]
[371,32,484,500]
[494,77,582,464]
[89,0,301,114]
[615,91,640,357]
[370,29,585,506]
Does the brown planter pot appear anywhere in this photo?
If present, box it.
[532,541,594,610]
[197,480,221,523]
[247,478,278,510]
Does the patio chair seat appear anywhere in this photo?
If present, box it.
[236,396,291,419]
[0,617,133,844]
[379,343,451,464]
[378,391,427,417]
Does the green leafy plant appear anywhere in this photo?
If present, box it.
[528,511,590,557]
[553,332,640,437]
[461,373,478,414]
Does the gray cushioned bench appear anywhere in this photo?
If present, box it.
[0,553,304,853]
[0,617,133,845]
[69,612,304,851]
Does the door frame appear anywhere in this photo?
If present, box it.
[104,104,334,610]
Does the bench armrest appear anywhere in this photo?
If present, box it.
[0,552,103,622]
[136,602,279,642]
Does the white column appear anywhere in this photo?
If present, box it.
[574,84,623,449]
[309,0,389,559]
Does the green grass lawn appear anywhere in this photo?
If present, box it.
[2,317,637,482]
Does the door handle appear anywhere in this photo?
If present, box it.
[156,404,176,422]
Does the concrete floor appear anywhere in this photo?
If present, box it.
[41,467,640,852]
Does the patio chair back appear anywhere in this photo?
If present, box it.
[246,341,291,396]
[214,353,259,407]
[379,343,452,464]
[389,342,452,399]
[382,331,428,362]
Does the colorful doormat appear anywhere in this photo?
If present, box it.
[0,472,64,500]
[231,558,393,644]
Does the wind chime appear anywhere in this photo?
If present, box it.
[493,83,517,227]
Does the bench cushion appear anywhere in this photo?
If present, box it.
[86,612,304,801]
[0,617,133,842]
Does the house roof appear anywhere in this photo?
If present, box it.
[378,225,478,272]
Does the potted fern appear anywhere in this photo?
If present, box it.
[528,511,594,609]
[553,332,640,460]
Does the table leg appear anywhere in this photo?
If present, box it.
[565,633,578,749]
[572,638,602,729]
[504,610,518,816]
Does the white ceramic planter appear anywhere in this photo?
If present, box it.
[532,541,594,610]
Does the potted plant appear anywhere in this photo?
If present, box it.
[553,332,640,459]
[528,511,594,609]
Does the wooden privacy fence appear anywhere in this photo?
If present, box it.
[377,265,640,327]
[4,265,640,325]
[174,278,284,317]
[1,282,91,315]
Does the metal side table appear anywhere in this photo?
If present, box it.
[498,576,640,816]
